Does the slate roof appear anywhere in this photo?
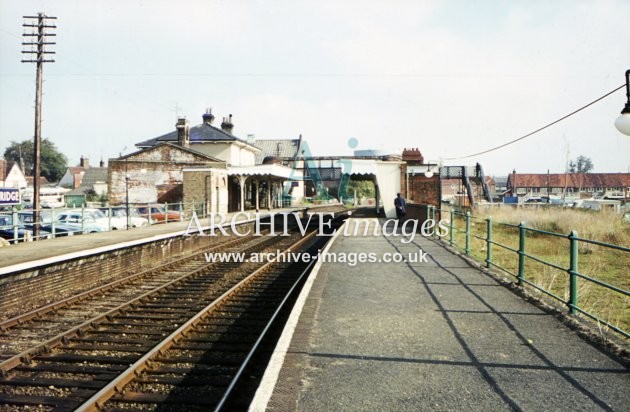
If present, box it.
[117,142,224,163]
[80,168,108,188]
[136,122,256,149]
[254,139,301,164]
[507,173,630,188]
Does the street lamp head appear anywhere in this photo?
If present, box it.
[615,111,630,136]
[615,69,630,136]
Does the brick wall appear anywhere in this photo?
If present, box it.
[407,175,440,206]
[182,169,229,215]
[0,224,254,318]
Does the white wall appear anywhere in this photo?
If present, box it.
[4,164,27,188]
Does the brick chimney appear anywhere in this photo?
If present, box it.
[80,156,89,169]
[202,108,215,125]
[176,117,190,148]
[221,114,234,135]
[402,148,424,165]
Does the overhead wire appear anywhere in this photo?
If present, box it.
[442,84,626,160]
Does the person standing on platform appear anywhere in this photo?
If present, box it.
[394,193,406,221]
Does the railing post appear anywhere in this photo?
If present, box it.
[431,206,437,239]
[449,209,454,246]
[108,206,112,231]
[485,217,492,268]
[12,208,18,242]
[81,203,85,233]
[165,202,169,223]
[50,208,57,239]
[465,211,471,255]
[517,222,526,285]
[51,207,56,238]
[568,230,579,315]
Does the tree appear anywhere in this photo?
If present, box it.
[3,138,68,182]
[568,155,593,174]
[347,179,375,198]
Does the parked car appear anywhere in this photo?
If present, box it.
[98,207,149,228]
[0,214,52,242]
[135,205,183,224]
[8,210,75,238]
[55,209,111,233]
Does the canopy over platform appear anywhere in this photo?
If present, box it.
[227,164,302,180]
[332,158,403,218]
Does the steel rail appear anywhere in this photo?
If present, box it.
[75,229,320,412]
[0,231,253,332]
[0,229,272,374]
[214,236,321,411]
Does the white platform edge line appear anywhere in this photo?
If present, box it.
[248,220,347,412]
[0,218,259,277]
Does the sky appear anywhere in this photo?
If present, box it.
[0,0,629,177]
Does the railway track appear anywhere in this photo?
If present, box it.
[0,214,345,410]
[0,226,262,364]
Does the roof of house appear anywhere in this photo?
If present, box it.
[508,173,630,188]
[79,167,108,188]
[494,176,508,185]
[135,122,259,150]
[25,176,49,185]
[254,139,301,164]
[117,142,224,163]
[66,166,86,175]
[4,161,26,180]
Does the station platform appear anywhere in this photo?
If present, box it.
[252,218,630,411]
[0,207,316,274]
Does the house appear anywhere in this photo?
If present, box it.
[59,156,93,189]
[113,110,303,213]
[493,176,508,199]
[108,142,225,205]
[507,172,630,200]
[136,110,259,167]
[81,167,109,196]
[0,160,28,189]
[64,167,109,206]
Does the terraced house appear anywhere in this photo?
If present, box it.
[507,172,630,200]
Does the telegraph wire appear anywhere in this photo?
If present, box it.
[443,84,626,160]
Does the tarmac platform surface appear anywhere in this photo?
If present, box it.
[253,218,629,411]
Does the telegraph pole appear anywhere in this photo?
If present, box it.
[22,12,56,239]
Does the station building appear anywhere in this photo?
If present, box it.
[107,110,304,215]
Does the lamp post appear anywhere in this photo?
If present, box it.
[125,173,130,230]
[615,69,630,136]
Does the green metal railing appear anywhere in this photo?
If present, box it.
[426,205,630,339]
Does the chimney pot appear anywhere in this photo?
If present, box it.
[221,114,234,135]
[176,117,190,148]
[80,156,89,169]
[202,108,215,125]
